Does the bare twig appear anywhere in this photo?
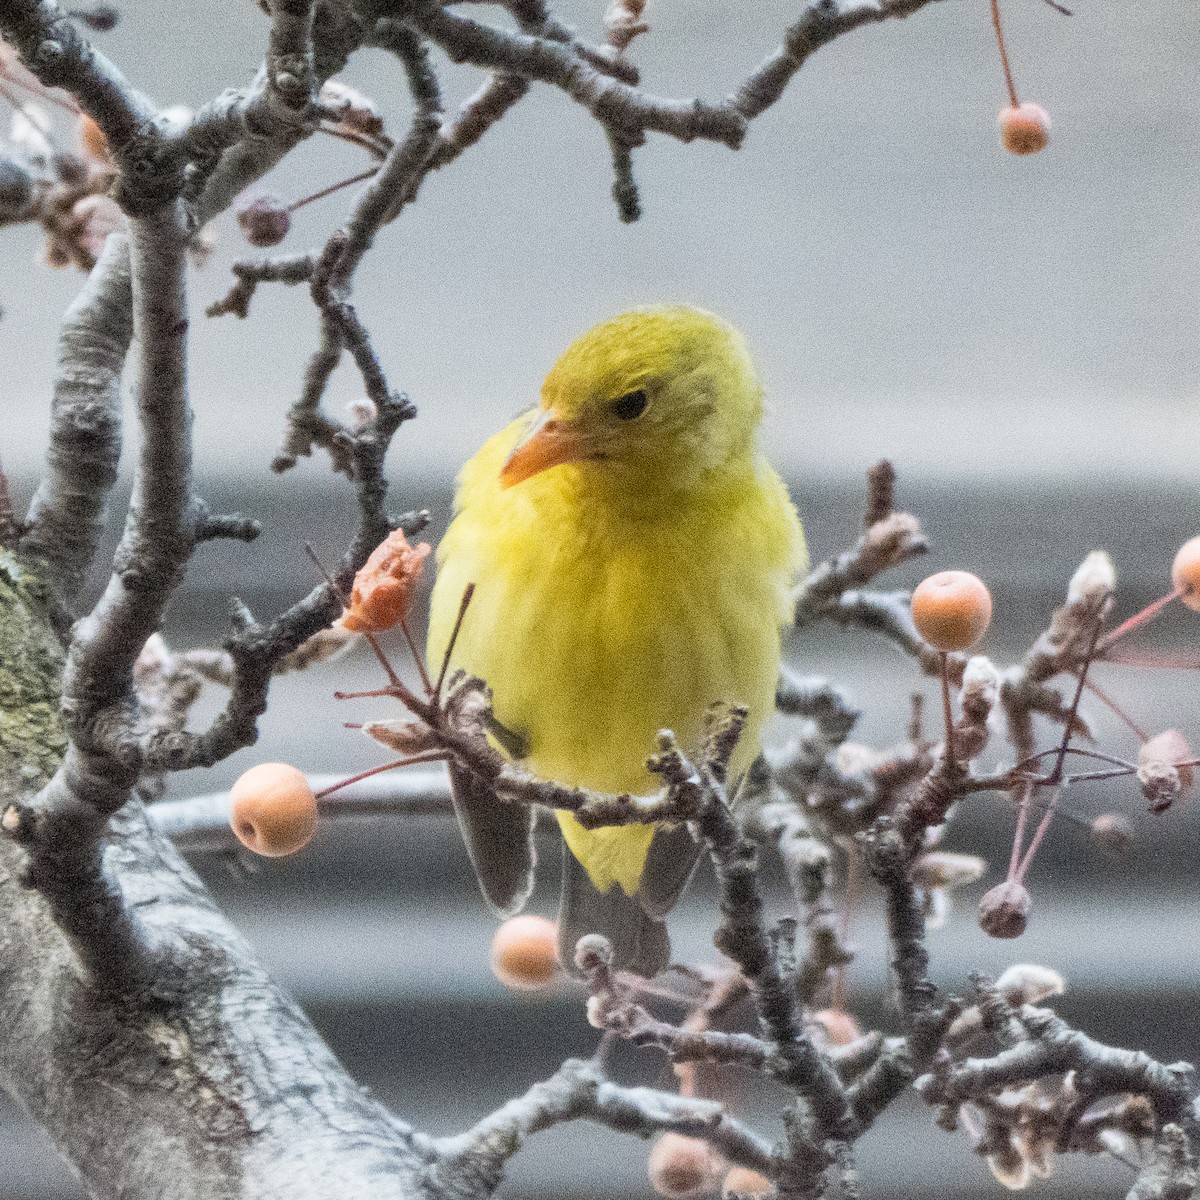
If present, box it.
[432,1057,777,1194]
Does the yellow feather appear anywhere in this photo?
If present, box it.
[428,306,807,898]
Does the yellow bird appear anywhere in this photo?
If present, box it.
[427,306,807,974]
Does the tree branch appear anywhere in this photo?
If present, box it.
[0,0,155,151]
[431,1057,777,1195]
[19,231,132,605]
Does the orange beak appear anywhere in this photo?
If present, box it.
[500,408,598,488]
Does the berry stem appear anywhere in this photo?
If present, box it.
[0,72,81,115]
[1048,614,1104,785]
[1060,766,1137,784]
[1080,674,1150,743]
[289,166,380,213]
[1099,588,1184,653]
[314,751,449,798]
[938,651,956,768]
[1015,787,1060,882]
[317,122,392,159]
[398,614,434,696]
[434,582,476,704]
[1007,780,1032,880]
[304,542,409,693]
[990,0,1020,108]
[1103,648,1200,670]
[1013,745,1136,774]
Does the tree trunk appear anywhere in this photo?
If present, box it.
[0,558,433,1199]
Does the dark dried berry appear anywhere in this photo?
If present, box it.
[236,194,291,247]
[978,880,1031,939]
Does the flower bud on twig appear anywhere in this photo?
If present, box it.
[1067,549,1116,607]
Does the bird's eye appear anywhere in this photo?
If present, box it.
[610,390,648,420]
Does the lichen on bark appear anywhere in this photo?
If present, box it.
[0,549,67,796]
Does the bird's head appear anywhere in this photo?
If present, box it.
[500,306,763,492]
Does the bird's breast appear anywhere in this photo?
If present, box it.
[430,469,799,798]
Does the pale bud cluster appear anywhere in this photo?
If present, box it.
[956,655,1000,758]
[1066,549,1116,607]
[1137,729,1193,813]
[319,79,386,138]
[994,962,1065,1006]
[604,0,649,52]
[911,850,988,892]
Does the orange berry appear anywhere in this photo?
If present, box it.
[229,763,317,857]
[1172,536,1200,612]
[911,570,993,651]
[998,103,1051,155]
[722,1167,776,1199]
[648,1134,720,1199]
[490,915,559,990]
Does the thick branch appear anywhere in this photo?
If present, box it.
[20,231,132,605]
[61,202,194,737]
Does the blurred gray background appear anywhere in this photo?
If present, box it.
[1,0,1198,1197]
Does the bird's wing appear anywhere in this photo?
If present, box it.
[446,762,536,918]
[557,845,669,978]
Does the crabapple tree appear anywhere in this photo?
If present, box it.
[0,2,1195,1200]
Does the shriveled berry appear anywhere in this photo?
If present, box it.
[1138,762,1180,813]
[337,529,431,634]
[978,880,1031,939]
[236,193,291,247]
[230,762,317,857]
[722,1167,776,1199]
[1140,730,1194,794]
[491,915,558,990]
[1091,812,1133,856]
[912,570,993,651]
[1172,536,1200,612]
[998,103,1051,155]
[648,1134,720,1199]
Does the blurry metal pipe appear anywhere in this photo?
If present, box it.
[150,769,453,853]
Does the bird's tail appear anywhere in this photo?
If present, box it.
[557,845,670,978]
[447,762,536,917]
[637,823,704,919]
